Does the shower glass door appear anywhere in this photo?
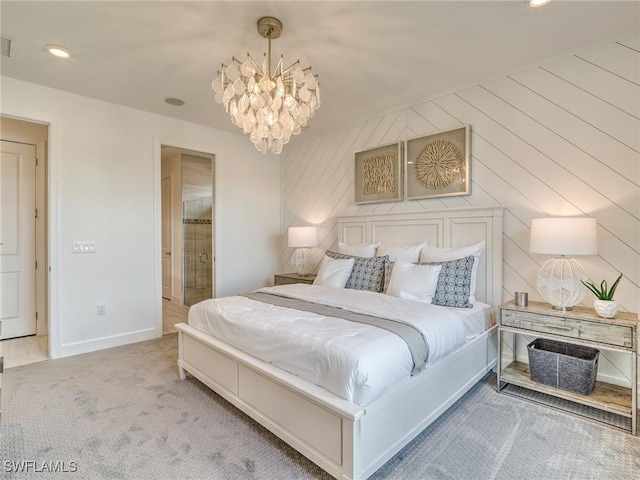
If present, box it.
[183,196,213,306]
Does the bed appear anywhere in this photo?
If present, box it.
[176,206,504,479]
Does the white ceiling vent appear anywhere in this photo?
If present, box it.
[1,36,11,58]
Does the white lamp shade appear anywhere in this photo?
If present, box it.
[288,226,318,248]
[529,217,597,256]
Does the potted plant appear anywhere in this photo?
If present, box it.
[581,273,622,318]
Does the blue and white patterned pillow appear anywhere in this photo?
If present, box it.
[422,255,475,308]
[325,251,388,292]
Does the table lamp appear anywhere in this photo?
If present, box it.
[288,226,318,276]
[529,217,597,311]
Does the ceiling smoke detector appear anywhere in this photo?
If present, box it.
[164,98,185,106]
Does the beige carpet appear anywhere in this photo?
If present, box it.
[2,334,639,479]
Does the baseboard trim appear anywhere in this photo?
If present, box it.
[59,328,157,358]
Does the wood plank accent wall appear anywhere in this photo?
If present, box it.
[280,37,640,388]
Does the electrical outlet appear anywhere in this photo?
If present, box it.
[97,303,106,315]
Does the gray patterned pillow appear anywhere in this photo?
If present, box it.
[325,251,388,292]
[422,255,475,308]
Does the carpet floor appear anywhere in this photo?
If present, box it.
[2,333,639,479]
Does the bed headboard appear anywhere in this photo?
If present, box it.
[337,206,504,310]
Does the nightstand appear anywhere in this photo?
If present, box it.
[274,273,317,286]
[497,300,637,435]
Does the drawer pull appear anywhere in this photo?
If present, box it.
[543,323,573,331]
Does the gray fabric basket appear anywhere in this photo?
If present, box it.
[527,338,599,395]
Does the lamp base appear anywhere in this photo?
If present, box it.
[536,256,587,310]
[551,305,573,312]
[291,247,313,276]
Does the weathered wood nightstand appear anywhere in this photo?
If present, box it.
[497,300,637,435]
[274,273,317,286]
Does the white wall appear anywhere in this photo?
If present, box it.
[280,37,640,388]
[1,76,281,358]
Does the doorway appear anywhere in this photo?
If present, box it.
[160,146,214,333]
[0,116,49,367]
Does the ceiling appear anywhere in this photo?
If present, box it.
[2,1,638,136]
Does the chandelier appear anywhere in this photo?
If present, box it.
[211,17,320,154]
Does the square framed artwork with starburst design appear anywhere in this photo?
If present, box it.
[405,125,470,201]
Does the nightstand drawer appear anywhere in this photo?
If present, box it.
[274,273,316,286]
[501,309,633,348]
[275,276,303,286]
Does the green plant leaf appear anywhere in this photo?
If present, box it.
[581,280,602,298]
[606,273,623,300]
[582,273,622,300]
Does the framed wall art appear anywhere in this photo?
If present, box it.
[405,125,470,201]
[354,141,403,204]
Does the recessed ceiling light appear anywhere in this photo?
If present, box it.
[530,0,551,7]
[45,44,71,58]
[164,98,185,106]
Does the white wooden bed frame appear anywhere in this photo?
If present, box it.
[176,206,504,479]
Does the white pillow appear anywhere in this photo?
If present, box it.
[419,241,485,303]
[386,260,442,303]
[338,241,380,258]
[313,255,355,288]
[377,242,427,263]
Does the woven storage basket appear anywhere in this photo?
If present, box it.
[527,338,599,395]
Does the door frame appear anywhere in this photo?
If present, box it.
[1,109,60,358]
[153,137,217,333]
[1,119,50,342]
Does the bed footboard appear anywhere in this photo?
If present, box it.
[176,322,497,480]
[176,323,364,479]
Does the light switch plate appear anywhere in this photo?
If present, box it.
[72,241,96,253]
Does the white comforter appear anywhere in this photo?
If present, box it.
[188,284,493,405]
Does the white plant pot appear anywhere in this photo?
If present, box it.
[593,299,619,319]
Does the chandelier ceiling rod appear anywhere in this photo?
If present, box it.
[257,16,281,77]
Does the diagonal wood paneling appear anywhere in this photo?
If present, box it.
[280,36,640,387]
[578,41,640,85]
[281,36,639,349]
[510,67,639,151]
[543,56,639,118]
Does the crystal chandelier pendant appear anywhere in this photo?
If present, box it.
[211,17,320,155]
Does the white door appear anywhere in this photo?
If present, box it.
[161,176,172,299]
[0,141,36,339]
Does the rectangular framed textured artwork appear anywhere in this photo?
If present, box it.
[405,125,470,200]
[354,141,403,204]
